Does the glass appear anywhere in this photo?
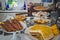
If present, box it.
[42,0,47,2]
[47,0,52,2]
[42,0,52,2]
[57,0,60,2]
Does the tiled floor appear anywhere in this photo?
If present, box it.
[0,34,60,40]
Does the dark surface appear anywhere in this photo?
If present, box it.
[4,32,13,36]
[57,8,60,17]
[0,31,3,35]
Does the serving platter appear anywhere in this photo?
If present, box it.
[2,15,26,40]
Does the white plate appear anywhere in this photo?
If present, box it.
[3,15,24,33]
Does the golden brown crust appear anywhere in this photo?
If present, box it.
[1,19,23,32]
[1,24,11,32]
[16,15,26,21]
[11,19,23,30]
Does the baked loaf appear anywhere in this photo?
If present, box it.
[0,19,23,32]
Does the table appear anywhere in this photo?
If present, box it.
[0,34,60,40]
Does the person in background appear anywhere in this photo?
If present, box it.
[56,2,60,30]
[0,2,2,10]
[27,2,37,16]
[47,4,59,25]
[56,2,60,17]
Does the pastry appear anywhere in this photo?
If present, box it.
[11,19,23,30]
[16,14,26,21]
[4,21,16,32]
[0,19,23,32]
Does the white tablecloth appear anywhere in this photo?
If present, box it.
[0,34,60,40]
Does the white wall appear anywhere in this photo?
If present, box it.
[14,0,24,10]
[26,0,53,7]
[33,0,42,3]
[43,3,53,7]
[26,0,42,4]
